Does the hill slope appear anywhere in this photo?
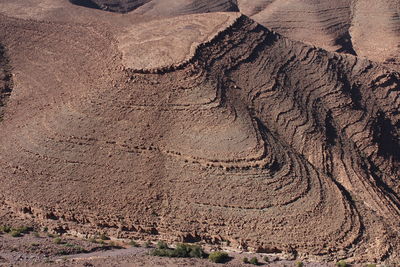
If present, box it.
[0,8,399,262]
[65,0,400,66]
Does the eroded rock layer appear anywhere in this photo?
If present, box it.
[0,8,400,262]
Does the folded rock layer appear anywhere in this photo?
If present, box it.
[0,1,399,263]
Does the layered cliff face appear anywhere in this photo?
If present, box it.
[0,0,399,263]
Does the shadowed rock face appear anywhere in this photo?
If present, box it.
[69,0,239,13]
[0,0,400,263]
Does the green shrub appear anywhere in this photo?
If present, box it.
[157,241,169,249]
[296,262,304,267]
[16,226,30,234]
[249,257,259,265]
[129,240,140,247]
[144,241,152,248]
[0,225,11,233]
[99,233,110,240]
[151,243,205,259]
[187,245,205,258]
[336,260,347,267]
[151,248,174,257]
[243,257,249,264]
[10,230,22,237]
[263,256,269,262]
[174,243,192,257]
[54,237,63,244]
[89,238,98,243]
[208,251,229,263]
[366,264,376,267]
[56,250,69,256]
[74,246,86,253]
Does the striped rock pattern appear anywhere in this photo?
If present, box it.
[0,0,399,262]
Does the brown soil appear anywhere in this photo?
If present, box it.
[0,0,400,265]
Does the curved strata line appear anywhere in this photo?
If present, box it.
[1,10,399,261]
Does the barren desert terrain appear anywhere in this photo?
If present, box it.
[0,0,399,266]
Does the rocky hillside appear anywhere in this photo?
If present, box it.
[0,0,399,263]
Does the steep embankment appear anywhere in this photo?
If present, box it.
[0,11,399,262]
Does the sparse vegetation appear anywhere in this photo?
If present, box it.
[89,238,98,243]
[336,260,348,267]
[17,226,30,233]
[54,237,63,244]
[57,250,69,256]
[144,241,152,248]
[1,226,31,237]
[208,251,229,263]
[151,243,206,259]
[263,256,269,262]
[296,261,304,267]
[365,264,376,267]
[0,225,11,233]
[10,230,22,237]
[243,257,249,264]
[99,233,110,240]
[249,257,259,265]
[129,240,140,247]
[157,240,169,249]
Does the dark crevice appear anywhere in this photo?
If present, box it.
[372,111,400,161]
[338,71,364,110]
[325,110,338,146]
[335,31,357,56]
[348,82,363,110]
